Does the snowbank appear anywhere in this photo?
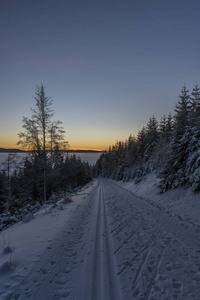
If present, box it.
[0,181,97,299]
[117,171,200,226]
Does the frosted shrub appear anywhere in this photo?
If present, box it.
[61,197,72,205]
[0,233,15,254]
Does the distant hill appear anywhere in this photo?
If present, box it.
[0,148,26,153]
[0,148,103,153]
[66,150,103,153]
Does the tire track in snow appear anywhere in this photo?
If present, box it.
[92,184,103,300]
[92,183,122,300]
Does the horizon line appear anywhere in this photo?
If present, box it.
[0,147,106,152]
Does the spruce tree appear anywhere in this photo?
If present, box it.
[174,84,190,140]
[190,83,200,128]
[159,115,167,137]
[145,116,159,157]
[137,127,147,159]
[165,113,174,141]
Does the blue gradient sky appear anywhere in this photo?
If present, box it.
[1,0,200,150]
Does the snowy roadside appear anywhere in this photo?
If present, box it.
[116,171,200,227]
[1,174,200,299]
[0,180,97,299]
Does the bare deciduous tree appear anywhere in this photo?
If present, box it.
[18,84,66,202]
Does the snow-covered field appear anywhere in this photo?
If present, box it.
[0,174,200,299]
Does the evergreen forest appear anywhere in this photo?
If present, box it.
[95,84,200,194]
[0,85,93,228]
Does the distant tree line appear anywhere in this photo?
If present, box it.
[95,83,200,193]
[0,84,93,216]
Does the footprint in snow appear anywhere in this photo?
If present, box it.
[39,268,47,274]
[0,261,16,273]
[55,280,65,286]
[63,269,70,274]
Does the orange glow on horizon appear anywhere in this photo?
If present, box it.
[0,121,132,152]
[0,143,108,152]
[0,135,114,152]
[69,147,106,151]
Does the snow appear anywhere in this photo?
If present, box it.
[0,182,97,299]
[117,171,200,225]
[0,175,200,299]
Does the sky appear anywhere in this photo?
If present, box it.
[0,0,200,150]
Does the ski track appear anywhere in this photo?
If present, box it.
[3,178,200,299]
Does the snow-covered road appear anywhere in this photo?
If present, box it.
[1,178,200,299]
